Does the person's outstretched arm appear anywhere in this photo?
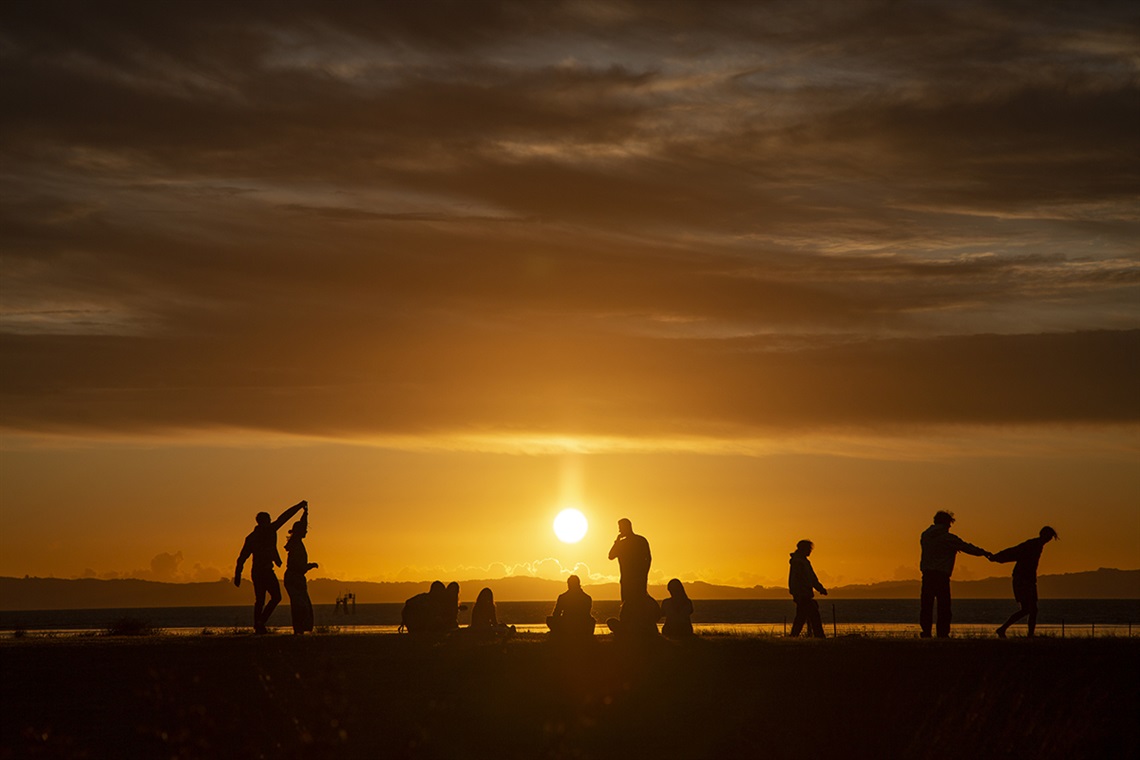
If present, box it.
[952,535,989,558]
[234,537,253,587]
[271,500,307,530]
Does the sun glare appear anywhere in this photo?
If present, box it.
[553,508,588,543]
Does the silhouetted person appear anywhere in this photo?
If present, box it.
[607,593,661,638]
[788,540,828,638]
[283,506,319,635]
[609,518,651,604]
[446,581,462,629]
[920,510,991,638]
[661,579,694,639]
[468,587,515,636]
[991,526,1058,638]
[547,575,596,640]
[234,499,307,634]
[401,580,447,635]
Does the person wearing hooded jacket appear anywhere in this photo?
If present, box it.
[788,540,828,638]
[920,510,991,638]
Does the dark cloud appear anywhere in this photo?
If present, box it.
[1,1,1137,440]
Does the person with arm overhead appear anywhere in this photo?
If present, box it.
[919,510,991,638]
[283,505,319,635]
[990,526,1058,638]
[788,540,828,638]
[234,499,307,634]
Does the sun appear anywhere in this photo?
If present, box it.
[553,508,588,544]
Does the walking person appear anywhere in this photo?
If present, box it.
[788,540,828,638]
[919,511,991,638]
[283,505,319,635]
[234,499,307,633]
[990,526,1058,638]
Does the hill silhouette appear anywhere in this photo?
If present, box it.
[1,568,1137,611]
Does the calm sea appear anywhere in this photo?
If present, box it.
[2,599,1137,638]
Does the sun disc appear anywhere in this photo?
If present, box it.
[553,508,588,543]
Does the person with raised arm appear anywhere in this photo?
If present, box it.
[990,526,1058,638]
[283,504,319,635]
[234,499,307,634]
[919,510,991,638]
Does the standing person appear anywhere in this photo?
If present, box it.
[234,499,307,634]
[788,540,828,638]
[919,511,991,638]
[608,518,651,604]
[990,526,1058,638]
[660,578,694,639]
[283,505,319,635]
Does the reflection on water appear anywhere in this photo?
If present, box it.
[2,599,1136,639]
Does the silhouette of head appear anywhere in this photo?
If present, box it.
[1040,526,1058,542]
[667,578,687,599]
[429,580,446,597]
[933,510,956,526]
[446,581,459,599]
[477,587,494,605]
[255,511,271,526]
[796,539,814,555]
[567,574,582,590]
[289,520,307,539]
[617,518,633,536]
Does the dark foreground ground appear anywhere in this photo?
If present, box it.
[2,633,1137,760]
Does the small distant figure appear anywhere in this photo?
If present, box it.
[609,518,652,604]
[547,575,596,641]
[234,499,307,634]
[788,540,828,639]
[990,526,1059,638]
[283,505,319,635]
[467,587,515,637]
[919,510,991,638]
[660,578,694,639]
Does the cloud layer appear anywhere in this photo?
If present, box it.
[2,1,1138,444]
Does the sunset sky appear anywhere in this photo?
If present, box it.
[1,1,1137,591]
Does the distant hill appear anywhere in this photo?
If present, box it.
[1,568,1136,611]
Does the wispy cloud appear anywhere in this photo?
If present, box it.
[2,1,1137,445]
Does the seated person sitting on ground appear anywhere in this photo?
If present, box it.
[660,578,694,638]
[546,575,596,640]
[467,587,515,636]
[606,592,661,638]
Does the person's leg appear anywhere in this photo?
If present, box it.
[252,571,268,632]
[284,573,302,634]
[1026,597,1038,637]
[919,573,935,637]
[808,600,825,638]
[261,573,282,626]
[300,579,314,633]
[790,599,808,636]
[935,575,952,638]
[996,607,1027,637]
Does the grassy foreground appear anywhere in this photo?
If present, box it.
[2,633,1136,759]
